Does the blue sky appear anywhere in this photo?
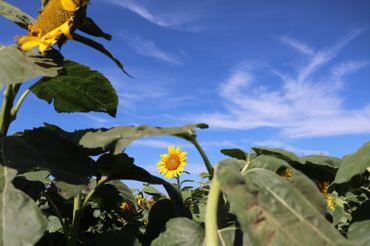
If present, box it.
[1,0,370,189]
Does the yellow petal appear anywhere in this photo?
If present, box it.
[15,36,40,52]
[59,20,74,40]
[61,0,76,11]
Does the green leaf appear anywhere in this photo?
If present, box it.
[0,0,36,29]
[142,186,165,197]
[0,165,47,246]
[32,60,118,117]
[252,146,305,164]
[89,184,124,211]
[96,153,184,217]
[332,206,345,226]
[17,170,51,185]
[89,231,141,246]
[218,226,251,246]
[301,155,342,169]
[47,216,62,233]
[332,141,370,185]
[1,127,93,186]
[12,176,45,201]
[53,181,87,200]
[151,217,205,246]
[71,33,132,77]
[221,148,256,162]
[216,157,355,246]
[107,180,138,209]
[348,220,370,246]
[80,123,208,155]
[78,17,112,40]
[0,45,64,90]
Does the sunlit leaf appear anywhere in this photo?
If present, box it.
[0,45,63,90]
[80,123,208,155]
[216,157,355,246]
[348,220,370,246]
[32,60,118,117]
[221,148,256,162]
[47,216,62,233]
[0,0,35,29]
[0,165,47,246]
[332,141,370,185]
[151,217,205,246]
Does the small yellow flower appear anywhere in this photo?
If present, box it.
[98,177,108,182]
[280,168,293,178]
[121,202,137,217]
[326,194,335,211]
[157,145,187,180]
[14,0,89,55]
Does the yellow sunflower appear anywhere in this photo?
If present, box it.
[157,145,187,180]
[326,194,335,211]
[14,0,89,55]
[280,168,293,178]
[317,182,329,195]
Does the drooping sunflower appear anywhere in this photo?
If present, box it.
[317,182,329,195]
[157,145,187,180]
[14,0,89,55]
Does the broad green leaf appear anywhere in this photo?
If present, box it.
[0,45,63,90]
[89,231,141,246]
[301,155,342,182]
[0,0,35,29]
[96,153,184,217]
[301,155,342,169]
[216,158,355,246]
[32,60,118,117]
[1,127,93,186]
[199,172,211,179]
[47,216,62,233]
[12,176,45,201]
[80,123,208,155]
[89,184,124,211]
[53,181,87,200]
[221,148,256,162]
[18,170,51,185]
[151,217,205,246]
[142,186,165,197]
[348,220,370,246]
[218,226,253,246]
[107,180,138,209]
[252,146,305,164]
[78,17,112,40]
[71,33,132,77]
[44,184,73,219]
[0,165,47,246]
[331,206,345,226]
[332,141,370,184]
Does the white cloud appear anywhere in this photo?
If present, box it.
[107,0,199,30]
[120,31,182,65]
[131,139,192,148]
[251,139,328,156]
[195,30,370,138]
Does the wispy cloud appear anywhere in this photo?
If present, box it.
[107,0,200,30]
[131,139,192,148]
[195,30,370,138]
[120,31,182,65]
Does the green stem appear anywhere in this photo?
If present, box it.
[205,173,220,246]
[192,139,214,176]
[73,193,81,221]
[10,88,31,119]
[0,84,21,137]
[176,175,181,190]
[44,192,70,246]
[69,180,107,246]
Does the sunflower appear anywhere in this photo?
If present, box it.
[317,182,329,195]
[14,0,89,55]
[280,168,293,178]
[157,145,187,180]
[326,194,335,211]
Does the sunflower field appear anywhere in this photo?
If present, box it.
[1,0,370,246]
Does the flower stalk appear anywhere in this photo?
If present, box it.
[205,172,220,246]
[191,139,214,176]
[0,84,21,137]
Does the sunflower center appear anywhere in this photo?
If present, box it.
[166,155,181,170]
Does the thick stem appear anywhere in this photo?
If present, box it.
[73,193,81,221]
[44,193,70,246]
[192,139,214,176]
[0,85,18,136]
[176,175,181,190]
[205,173,220,246]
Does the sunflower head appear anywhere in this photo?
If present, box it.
[157,145,188,180]
[14,0,89,55]
[317,182,329,195]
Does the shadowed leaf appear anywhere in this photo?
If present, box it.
[0,0,35,29]
[32,60,118,117]
[348,220,370,246]
[0,45,63,90]
[78,17,112,40]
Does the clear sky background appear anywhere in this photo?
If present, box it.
[1,0,370,189]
